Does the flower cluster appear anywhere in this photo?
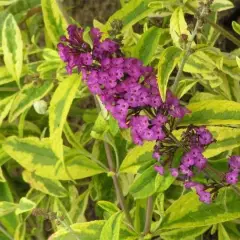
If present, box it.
[180,126,214,175]
[226,155,240,184]
[58,25,240,204]
[153,125,215,203]
[58,25,189,146]
[184,181,211,204]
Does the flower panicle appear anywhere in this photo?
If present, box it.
[58,25,239,204]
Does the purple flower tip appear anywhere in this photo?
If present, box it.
[226,171,239,184]
[154,165,164,175]
[170,168,179,177]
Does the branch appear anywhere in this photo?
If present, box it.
[143,196,154,235]
[171,7,205,92]
[94,97,134,229]
[185,2,240,47]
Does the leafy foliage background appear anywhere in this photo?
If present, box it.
[0,0,240,240]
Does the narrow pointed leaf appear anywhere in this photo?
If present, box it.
[49,220,106,240]
[120,141,155,174]
[106,0,152,31]
[170,7,190,47]
[41,0,68,45]
[232,21,240,35]
[100,212,122,240]
[160,188,240,229]
[180,100,240,126]
[0,201,17,217]
[15,197,36,215]
[2,14,23,86]
[9,81,53,122]
[3,136,105,180]
[49,74,81,139]
[0,95,15,126]
[134,27,165,65]
[22,170,68,197]
[157,46,182,101]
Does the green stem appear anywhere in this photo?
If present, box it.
[18,110,28,138]
[0,225,13,240]
[104,141,134,228]
[94,97,134,229]
[185,2,240,47]
[143,196,154,235]
[171,8,204,93]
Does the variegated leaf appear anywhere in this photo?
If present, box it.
[2,14,23,86]
[9,81,53,122]
[157,46,182,101]
[22,170,68,197]
[41,0,68,45]
[3,136,105,180]
[180,100,240,126]
[49,220,106,240]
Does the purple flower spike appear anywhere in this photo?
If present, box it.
[198,191,211,204]
[170,168,179,177]
[226,171,239,184]
[154,165,164,175]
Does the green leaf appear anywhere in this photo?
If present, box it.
[134,199,146,233]
[15,197,36,215]
[41,0,68,45]
[49,74,81,139]
[236,57,240,68]
[201,12,219,45]
[170,7,190,47]
[211,0,234,12]
[0,183,19,234]
[184,50,216,73]
[0,201,17,217]
[14,223,26,240]
[218,223,231,240]
[120,141,155,174]
[159,226,209,240]
[2,14,23,86]
[109,116,119,136]
[97,201,120,215]
[180,100,240,126]
[0,66,14,86]
[3,136,105,180]
[148,0,177,9]
[157,46,182,101]
[69,188,90,223]
[0,0,18,6]
[232,21,240,35]
[175,78,198,98]
[0,168,6,182]
[22,170,68,197]
[100,212,122,240]
[189,92,225,103]
[9,81,53,122]
[203,126,240,158]
[0,95,15,126]
[49,220,105,240]
[106,0,153,31]
[134,27,164,65]
[160,188,240,229]
[155,173,175,193]
[129,165,157,199]
[0,121,41,137]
